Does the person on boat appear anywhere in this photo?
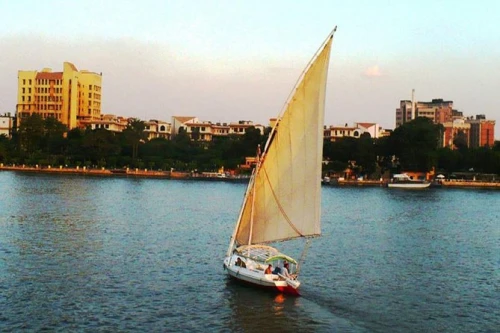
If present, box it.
[281,261,291,278]
[264,264,272,274]
[235,257,246,268]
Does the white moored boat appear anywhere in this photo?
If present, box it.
[223,28,337,295]
[388,173,431,189]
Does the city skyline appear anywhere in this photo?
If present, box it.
[1,0,499,137]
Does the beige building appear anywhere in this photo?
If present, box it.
[145,120,172,140]
[79,114,128,132]
[0,112,14,138]
[396,98,454,127]
[80,114,173,141]
[172,116,265,141]
[16,62,102,129]
[324,124,366,142]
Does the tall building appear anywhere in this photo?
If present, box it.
[467,115,495,148]
[16,62,102,129]
[442,119,471,148]
[396,98,453,127]
[395,100,414,127]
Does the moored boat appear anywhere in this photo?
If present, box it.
[387,173,431,189]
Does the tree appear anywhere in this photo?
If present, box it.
[355,133,377,176]
[43,117,67,154]
[389,117,442,172]
[453,130,468,151]
[18,114,45,155]
[123,118,147,161]
[82,129,120,165]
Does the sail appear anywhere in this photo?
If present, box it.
[235,36,333,245]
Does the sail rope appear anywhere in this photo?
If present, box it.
[262,165,304,237]
[296,239,311,275]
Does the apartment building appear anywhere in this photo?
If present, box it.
[16,62,102,129]
[396,98,454,127]
[0,112,14,138]
[467,115,495,148]
[324,124,366,142]
[172,116,265,141]
[79,114,128,132]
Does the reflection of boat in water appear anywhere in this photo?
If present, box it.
[223,28,336,295]
[387,174,431,189]
[225,282,302,332]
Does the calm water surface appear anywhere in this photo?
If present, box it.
[0,172,498,332]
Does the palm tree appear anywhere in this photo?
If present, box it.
[123,118,148,161]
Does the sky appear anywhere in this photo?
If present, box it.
[1,0,499,136]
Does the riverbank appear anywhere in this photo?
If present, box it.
[333,179,386,187]
[0,165,171,177]
[441,180,500,189]
[328,178,500,189]
[2,165,499,188]
[0,165,250,182]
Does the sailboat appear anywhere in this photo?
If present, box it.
[223,28,336,295]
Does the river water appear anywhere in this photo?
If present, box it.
[0,172,498,332]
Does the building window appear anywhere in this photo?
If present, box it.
[22,88,25,93]
[23,79,26,85]
[89,93,92,98]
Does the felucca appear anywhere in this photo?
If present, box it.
[223,28,336,295]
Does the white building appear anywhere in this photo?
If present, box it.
[0,112,14,138]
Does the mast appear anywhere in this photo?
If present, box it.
[228,27,336,247]
[226,168,256,256]
[263,26,337,154]
[247,144,261,245]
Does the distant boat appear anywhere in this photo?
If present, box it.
[388,174,431,189]
[223,28,337,295]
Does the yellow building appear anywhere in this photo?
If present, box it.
[16,62,102,129]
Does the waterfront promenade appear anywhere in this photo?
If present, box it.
[0,164,250,182]
[1,164,499,188]
[331,178,500,189]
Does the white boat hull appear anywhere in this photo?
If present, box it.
[388,182,431,189]
[223,255,300,295]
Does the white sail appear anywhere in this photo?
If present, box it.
[234,35,333,246]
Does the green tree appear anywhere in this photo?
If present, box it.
[18,114,45,156]
[453,130,468,151]
[123,118,147,161]
[43,117,67,154]
[82,129,121,165]
[390,117,442,172]
[355,133,376,176]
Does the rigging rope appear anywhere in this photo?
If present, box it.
[262,165,304,237]
[296,239,312,275]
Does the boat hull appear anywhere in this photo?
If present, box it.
[388,182,431,189]
[223,255,300,296]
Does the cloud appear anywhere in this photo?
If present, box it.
[364,65,383,77]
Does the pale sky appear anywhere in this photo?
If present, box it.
[1,0,499,136]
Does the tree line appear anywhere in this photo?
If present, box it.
[323,117,500,177]
[0,115,499,176]
[0,114,266,172]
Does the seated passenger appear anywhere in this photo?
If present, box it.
[264,264,272,274]
[281,261,291,278]
[272,266,281,275]
[235,257,246,268]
